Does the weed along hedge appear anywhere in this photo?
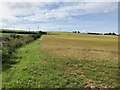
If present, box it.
[2,32,42,61]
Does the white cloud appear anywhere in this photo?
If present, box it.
[0,0,119,2]
[0,2,118,31]
[22,2,118,22]
[0,2,117,21]
[56,2,117,16]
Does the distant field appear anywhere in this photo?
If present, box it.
[2,32,118,88]
[41,33,118,60]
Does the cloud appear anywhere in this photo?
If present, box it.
[0,0,119,2]
[1,2,117,20]
[0,2,118,33]
[21,2,118,22]
[56,2,117,16]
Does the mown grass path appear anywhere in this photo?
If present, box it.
[2,37,118,88]
[3,39,83,88]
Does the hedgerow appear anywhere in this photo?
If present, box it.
[2,33,42,61]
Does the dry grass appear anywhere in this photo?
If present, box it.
[41,33,118,61]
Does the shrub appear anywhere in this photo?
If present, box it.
[2,32,42,61]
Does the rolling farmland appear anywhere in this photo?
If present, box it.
[2,32,119,88]
[1,1,119,89]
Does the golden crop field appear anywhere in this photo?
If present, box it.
[41,32,118,61]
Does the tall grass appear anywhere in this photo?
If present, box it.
[2,33,42,61]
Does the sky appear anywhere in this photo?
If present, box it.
[0,1,119,33]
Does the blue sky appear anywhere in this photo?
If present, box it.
[0,1,118,33]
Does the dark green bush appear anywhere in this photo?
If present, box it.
[31,33,42,40]
[2,33,42,61]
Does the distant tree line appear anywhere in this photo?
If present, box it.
[87,32,102,35]
[72,31,117,36]
[87,32,117,35]
[1,29,47,35]
[103,32,116,35]
[72,31,80,33]
[38,31,47,35]
[1,29,37,34]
